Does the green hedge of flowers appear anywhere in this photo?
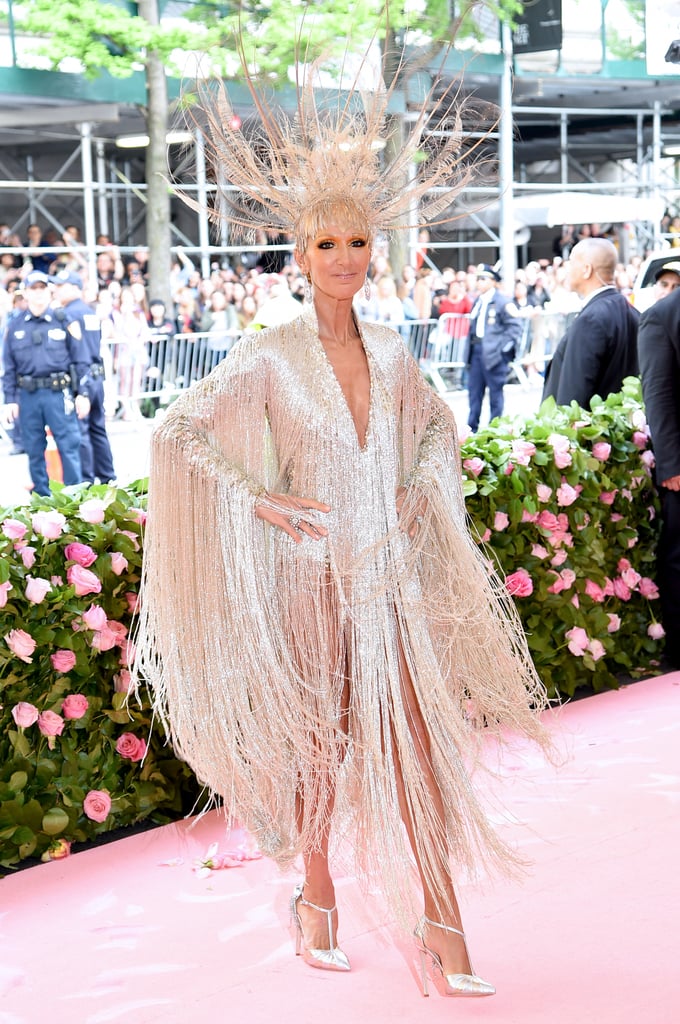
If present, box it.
[0,483,203,871]
[0,377,664,869]
[460,376,663,699]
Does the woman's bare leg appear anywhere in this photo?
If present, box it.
[294,678,350,950]
[392,639,473,976]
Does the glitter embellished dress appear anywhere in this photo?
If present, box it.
[136,306,550,917]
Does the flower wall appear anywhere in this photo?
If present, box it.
[0,378,663,869]
[460,377,663,699]
[0,484,203,871]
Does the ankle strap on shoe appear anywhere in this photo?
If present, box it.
[299,893,337,914]
[422,915,464,939]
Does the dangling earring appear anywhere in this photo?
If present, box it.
[364,275,371,300]
[304,274,312,303]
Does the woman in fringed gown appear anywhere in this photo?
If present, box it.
[134,41,554,999]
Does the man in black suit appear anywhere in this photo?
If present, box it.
[542,238,639,408]
[638,288,680,668]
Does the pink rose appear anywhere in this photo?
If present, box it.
[463,457,485,477]
[504,463,515,476]
[632,430,648,450]
[547,572,566,594]
[38,710,65,738]
[113,669,133,694]
[536,484,552,503]
[110,552,129,576]
[585,579,606,603]
[553,450,572,469]
[640,450,655,470]
[621,568,641,590]
[133,509,148,527]
[480,528,491,543]
[588,639,606,662]
[64,542,97,568]
[505,568,533,598]
[115,732,147,762]
[51,649,77,673]
[571,594,580,608]
[83,790,111,823]
[550,548,568,567]
[106,620,128,644]
[82,604,108,631]
[560,568,576,588]
[119,640,136,667]
[556,482,578,507]
[458,424,472,443]
[603,578,615,597]
[494,511,510,531]
[124,592,139,614]
[91,627,118,652]
[11,701,39,728]
[648,622,665,640]
[2,518,27,540]
[521,509,539,523]
[599,491,617,505]
[511,439,536,466]
[20,546,37,569]
[592,442,611,461]
[51,575,63,586]
[67,564,102,597]
[610,513,623,522]
[617,558,631,572]
[25,576,52,605]
[5,628,37,663]
[613,578,632,601]
[566,626,589,657]
[62,693,89,720]
[607,614,621,633]
[0,581,13,608]
[78,498,107,524]
[31,510,67,539]
[537,510,560,532]
[639,577,660,599]
[531,544,549,559]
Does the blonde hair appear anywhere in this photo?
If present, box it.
[295,196,372,254]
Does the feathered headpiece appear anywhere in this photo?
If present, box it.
[181,23,498,246]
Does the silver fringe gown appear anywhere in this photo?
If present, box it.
[136,307,550,919]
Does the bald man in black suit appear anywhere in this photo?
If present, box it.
[543,238,639,408]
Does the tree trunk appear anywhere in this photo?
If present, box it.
[138,0,172,312]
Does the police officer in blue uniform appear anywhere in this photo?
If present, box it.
[2,271,90,495]
[52,269,116,484]
[465,264,522,432]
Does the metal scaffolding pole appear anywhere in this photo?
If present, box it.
[80,122,97,283]
[499,20,515,289]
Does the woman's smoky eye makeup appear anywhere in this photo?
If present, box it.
[315,236,368,250]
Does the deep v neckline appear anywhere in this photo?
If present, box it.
[313,313,373,452]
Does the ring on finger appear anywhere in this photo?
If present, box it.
[289,513,302,529]
[415,514,424,525]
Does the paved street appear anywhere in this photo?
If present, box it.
[0,380,545,510]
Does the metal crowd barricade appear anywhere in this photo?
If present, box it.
[103,330,243,417]
[508,308,572,387]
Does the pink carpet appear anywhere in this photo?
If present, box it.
[1,673,679,1024]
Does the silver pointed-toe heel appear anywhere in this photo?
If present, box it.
[414,916,495,998]
[290,882,351,972]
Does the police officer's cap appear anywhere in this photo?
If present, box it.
[23,271,51,289]
[476,264,501,282]
[51,269,83,288]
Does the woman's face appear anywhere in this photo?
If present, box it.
[296,221,371,302]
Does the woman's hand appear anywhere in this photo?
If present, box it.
[255,491,330,544]
[396,485,427,539]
